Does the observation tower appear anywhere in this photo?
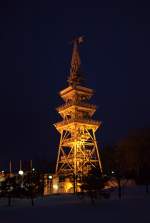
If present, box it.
[54,37,102,181]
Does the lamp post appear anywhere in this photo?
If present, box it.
[9,160,12,176]
[18,170,24,188]
[48,175,53,194]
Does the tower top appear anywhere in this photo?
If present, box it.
[67,36,84,87]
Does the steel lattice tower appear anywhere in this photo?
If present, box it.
[54,37,102,179]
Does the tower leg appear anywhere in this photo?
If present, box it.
[55,131,63,173]
[92,129,103,173]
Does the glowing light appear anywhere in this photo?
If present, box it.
[32,168,35,171]
[64,182,73,192]
[48,175,53,179]
[18,170,24,175]
[53,184,58,190]
[111,170,115,174]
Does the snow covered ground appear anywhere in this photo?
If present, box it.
[0,186,150,223]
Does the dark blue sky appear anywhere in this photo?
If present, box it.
[0,1,150,169]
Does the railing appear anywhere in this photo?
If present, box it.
[55,117,100,127]
[56,101,97,111]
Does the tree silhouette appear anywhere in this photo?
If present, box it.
[80,168,110,204]
[115,128,150,192]
[0,171,44,206]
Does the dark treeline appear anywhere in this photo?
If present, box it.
[101,128,150,186]
[0,170,44,206]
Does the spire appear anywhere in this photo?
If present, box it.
[67,36,84,87]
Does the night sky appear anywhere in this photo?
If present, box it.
[0,1,150,170]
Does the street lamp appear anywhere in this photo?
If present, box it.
[48,175,52,180]
[18,170,24,176]
[18,170,24,188]
[48,175,53,193]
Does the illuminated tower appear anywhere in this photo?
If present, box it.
[54,37,102,179]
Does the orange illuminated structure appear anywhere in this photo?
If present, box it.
[54,37,102,181]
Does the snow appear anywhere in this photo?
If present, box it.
[0,186,150,223]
